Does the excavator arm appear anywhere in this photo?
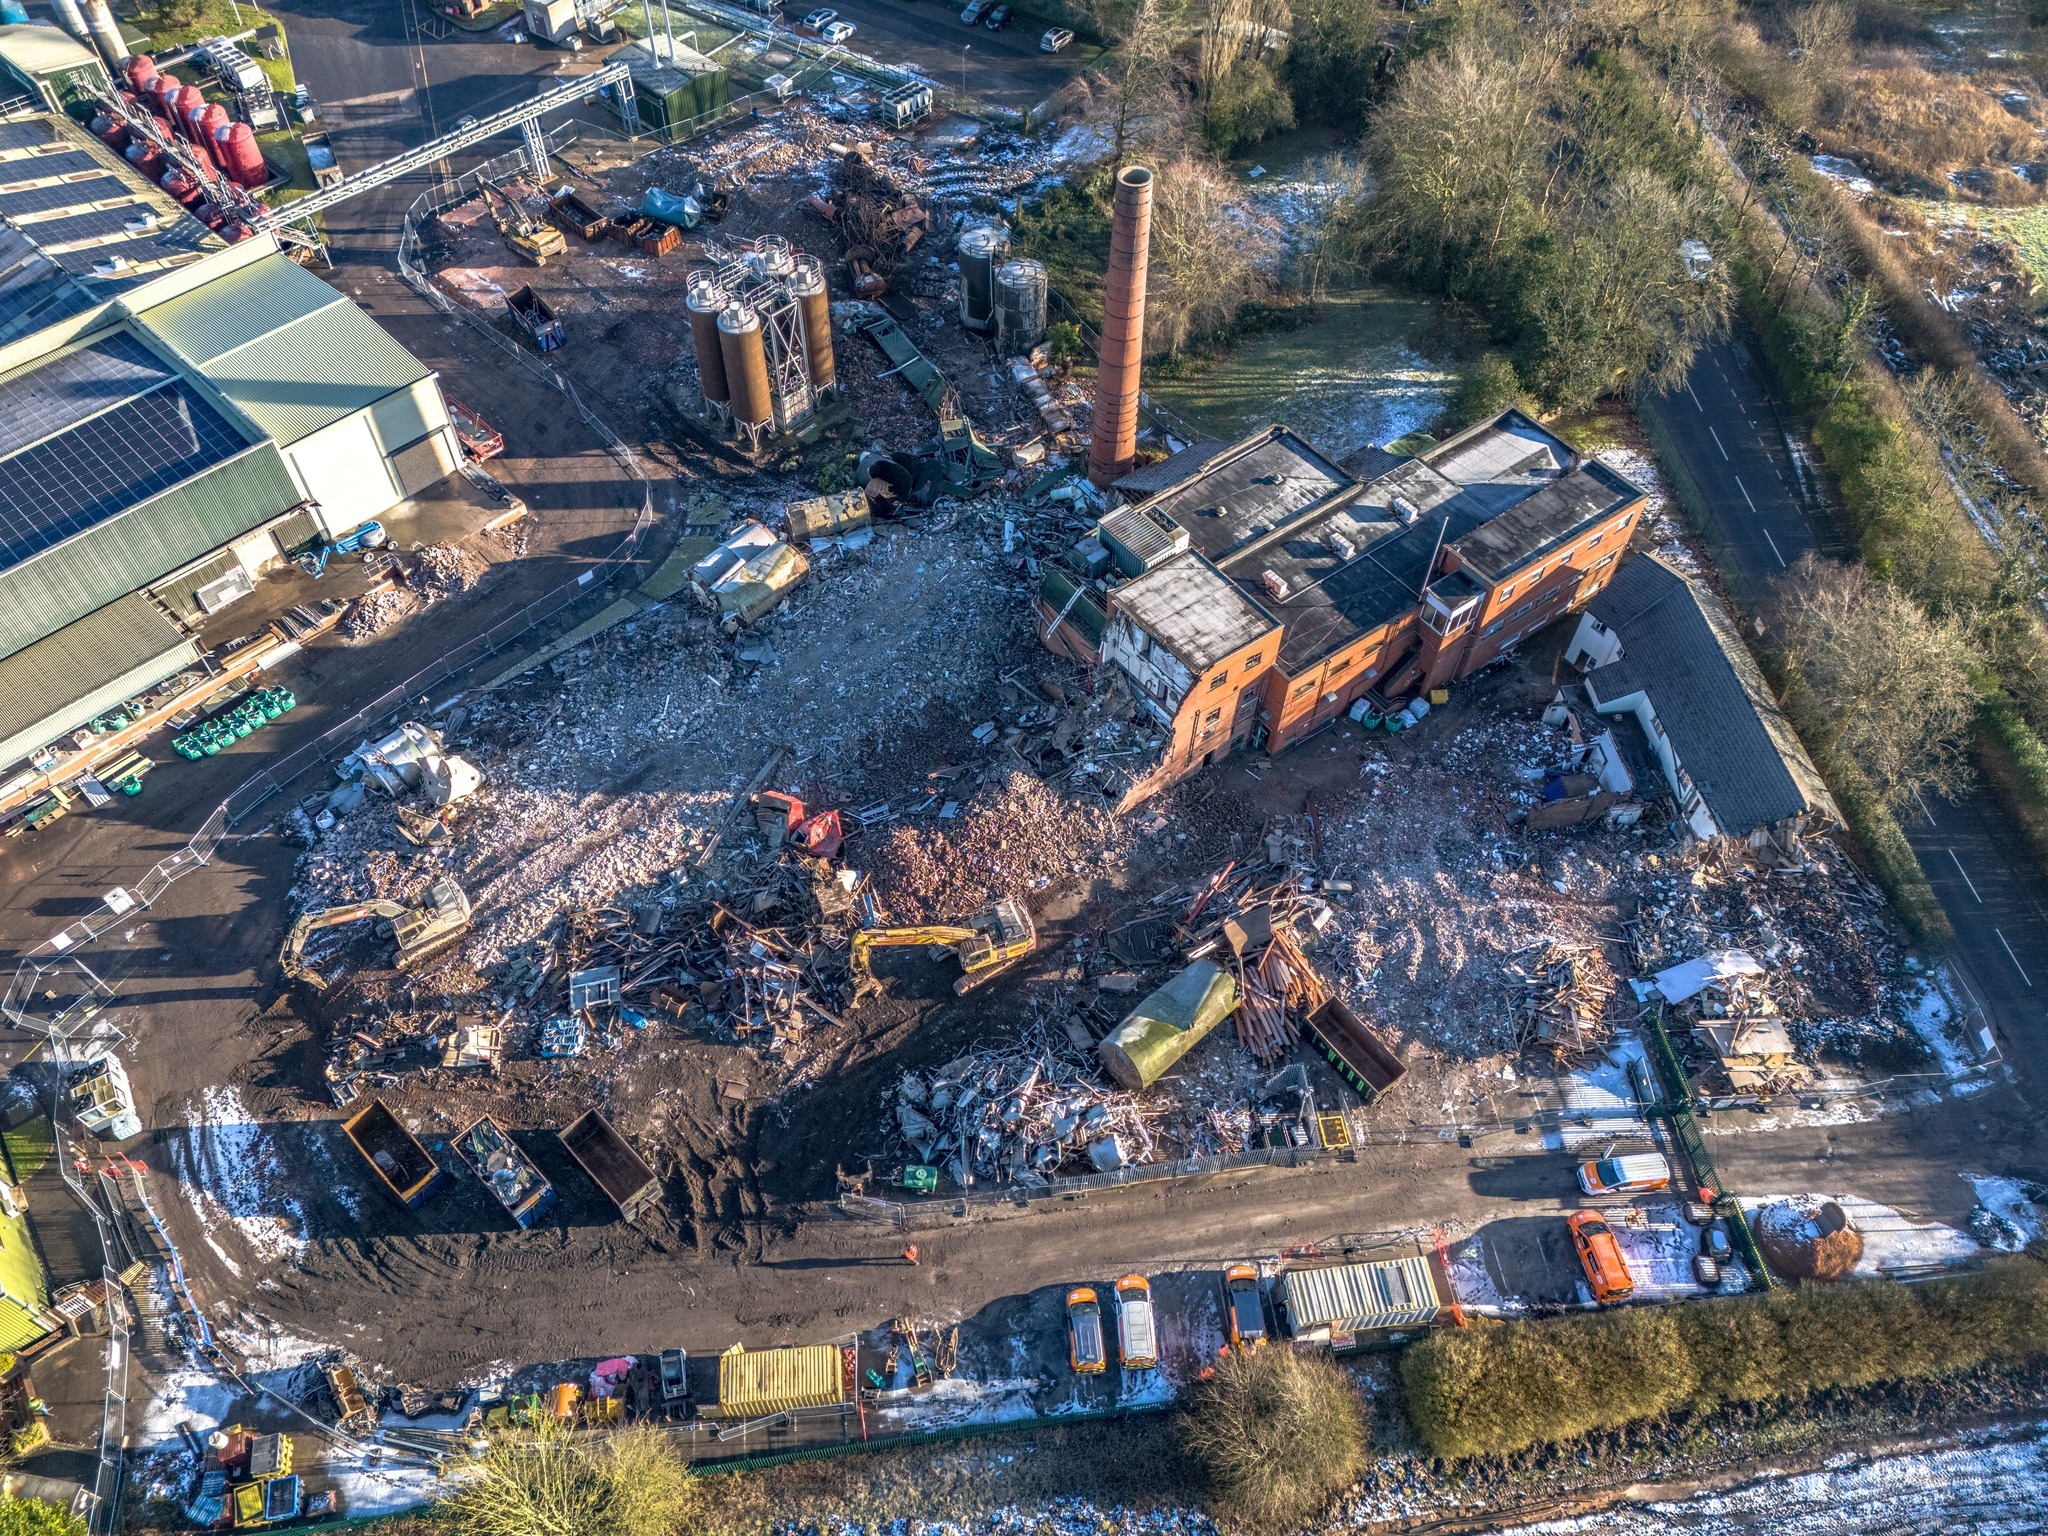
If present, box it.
[280,900,408,987]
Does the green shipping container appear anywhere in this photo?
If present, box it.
[1097,960,1238,1090]
[622,39,730,135]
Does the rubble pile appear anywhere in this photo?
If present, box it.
[410,543,489,600]
[339,589,422,640]
[868,770,1130,924]
[1510,938,1618,1065]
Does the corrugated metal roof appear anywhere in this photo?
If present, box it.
[137,254,432,445]
[0,592,197,770]
[0,23,104,79]
[715,1343,844,1417]
[1280,1256,1440,1334]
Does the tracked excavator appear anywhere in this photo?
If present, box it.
[851,896,1035,996]
[480,179,566,266]
[279,878,473,991]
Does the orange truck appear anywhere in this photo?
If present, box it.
[1568,1210,1635,1303]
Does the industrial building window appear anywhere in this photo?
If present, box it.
[1205,709,1222,727]
[1243,653,1263,671]
[1595,552,1615,569]
[1292,679,1315,698]
[1209,672,1230,690]
[1328,657,1351,677]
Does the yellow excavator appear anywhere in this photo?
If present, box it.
[851,896,1036,996]
[480,180,566,266]
[279,878,473,991]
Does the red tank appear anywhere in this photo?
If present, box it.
[174,85,206,140]
[90,112,129,151]
[194,103,229,167]
[161,169,203,207]
[125,54,158,94]
[147,74,180,120]
[124,139,164,178]
[213,122,265,188]
[218,221,252,244]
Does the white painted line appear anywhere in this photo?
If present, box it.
[1708,425,1729,460]
[1761,527,1786,568]
[1995,929,2034,988]
[1948,848,1983,903]
[1687,382,1704,411]
[1915,788,1938,827]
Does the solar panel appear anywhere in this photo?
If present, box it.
[0,177,130,217]
[0,233,94,346]
[0,149,100,186]
[0,332,176,460]
[0,120,54,151]
[24,204,155,248]
[0,381,245,572]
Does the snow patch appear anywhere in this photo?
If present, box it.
[174,1088,310,1268]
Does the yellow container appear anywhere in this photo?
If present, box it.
[715,1342,845,1417]
[1428,688,1449,706]
[230,1482,266,1528]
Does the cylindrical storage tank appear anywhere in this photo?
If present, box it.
[0,3,31,26]
[685,275,730,408]
[90,112,129,151]
[718,305,773,438]
[993,258,1049,354]
[125,54,158,93]
[214,121,265,187]
[124,139,163,178]
[173,84,205,139]
[219,221,252,243]
[161,168,202,206]
[149,74,180,120]
[195,102,229,167]
[790,255,835,395]
[749,234,793,279]
[957,224,1008,333]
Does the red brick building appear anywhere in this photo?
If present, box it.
[1045,411,1647,807]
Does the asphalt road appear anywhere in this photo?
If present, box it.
[776,0,1101,111]
[1643,336,2048,1077]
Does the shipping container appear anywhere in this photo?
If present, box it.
[714,1342,846,1417]
[561,1109,661,1221]
[456,1115,556,1228]
[341,1100,445,1209]
[1277,1256,1440,1342]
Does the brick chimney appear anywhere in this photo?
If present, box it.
[1088,165,1154,489]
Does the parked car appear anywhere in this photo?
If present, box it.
[1701,1218,1733,1265]
[820,19,856,41]
[984,3,1012,27]
[1067,1287,1106,1374]
[801,8,837,28]
[1222,1263,1266,1351]
[1114,1274,1157,1369]
[1040,25,1074,49]
[1693,1251,1722,1288]
[1568,1210,1635,1303]
[961,0,991,21]
[1576,1151,1671,1197]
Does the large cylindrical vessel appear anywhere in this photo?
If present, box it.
[1089,165,1154,488]
[993,257,1048,354]
[749,234,793,280]
[685,275,730,408]
[147,74,180,120]
[123,138,163,178]
[791,255,835,395]
[957,224,1007,332]
[214,121,265,187]
[195,103,229,167]
[83,0,124,69]
[124,52,157,93]
[174,84,205,140]
[718,305,773,438]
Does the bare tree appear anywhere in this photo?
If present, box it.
[1292,150,1370,301]
[1092,0,1194,165]
[1146,152,1269,355]
[1776,554,1980,812]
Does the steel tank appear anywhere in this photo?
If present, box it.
[790,255,835,395]
[957,224,1008,333]
[718,304,773,439]
[993,258,1048,353]
[686,275,731,409]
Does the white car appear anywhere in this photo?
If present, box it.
[820,18,856,41]
[1040,26,1074,51]
[801,8,836,29]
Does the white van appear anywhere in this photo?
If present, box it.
[1114,1274,1157,1369]
[1576,1152,1672,1196]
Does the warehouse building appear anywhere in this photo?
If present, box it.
[0,23,111,116]
[0,105,460,774]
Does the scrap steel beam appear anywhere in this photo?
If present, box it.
[254,60,634,230]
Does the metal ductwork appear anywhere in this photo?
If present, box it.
[1088,165,1153,489]
[51,0,90,45]
[83,0,126,71]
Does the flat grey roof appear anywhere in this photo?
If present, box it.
[0,590,195,767]
[1583,554,1835,837]
[1449,460,1641,583]
[1132,425,1355,565]
[1112,552,1276,675]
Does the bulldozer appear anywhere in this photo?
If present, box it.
[480,180,566,266]
[279,878,472,991]
[851,897,1035,996]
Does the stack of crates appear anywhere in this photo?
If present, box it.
[172,687,296,760]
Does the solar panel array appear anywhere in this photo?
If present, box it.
[0,334,245,573]
[0,176,130,218]
[0,119,54,151]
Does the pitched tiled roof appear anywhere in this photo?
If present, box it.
[1582,555,1835,837]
